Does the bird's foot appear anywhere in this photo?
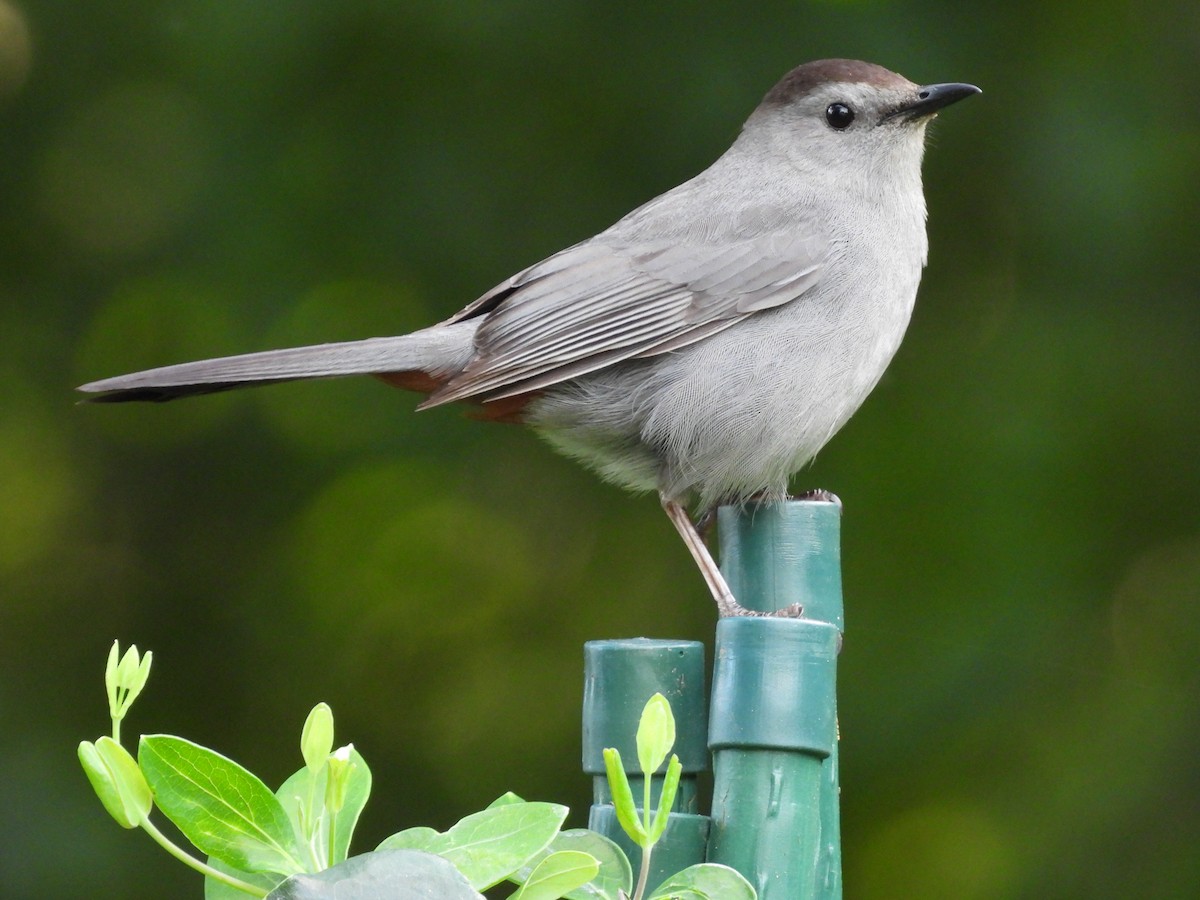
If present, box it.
[662,494,814,619]
[795,488,842,507]
[722,600,806,619]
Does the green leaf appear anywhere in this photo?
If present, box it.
[80,740,129,827]
[380,802,568,890]
[96,737,153,822]
[277,747,372,867]
[636,693,676,776]
[487,791,525,808]
[436,802,568,890]
[511,829,631,900]
[602,748,646,846]
[647,863,756,900]
[276,765,322,855]
[204,857,282,900]
[377,826,440,852]
[556,832,631,900]
[79,737,151,828]
[649,890,705,900]
[647,755,682,844]
[511,850,600,900]
[139,734,307,876]
[300,704,333,774]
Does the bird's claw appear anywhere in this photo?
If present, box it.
[795,488,842,508]
[723,600,805,619]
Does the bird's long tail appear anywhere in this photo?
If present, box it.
[76,321,478,403]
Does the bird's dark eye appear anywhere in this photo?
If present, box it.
[825,103,855,129]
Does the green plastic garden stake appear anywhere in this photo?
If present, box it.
[583,638,711,891]
[708,499,843,899]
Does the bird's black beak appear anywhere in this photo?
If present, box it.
[884,82,981,122]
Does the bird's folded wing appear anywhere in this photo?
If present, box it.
[422,230,828,407]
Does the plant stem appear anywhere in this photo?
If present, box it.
[327,808,337,867]
[307,830,324,872]
[631,845,653,900]
[643,777,652,837]
[298,783,324,871]
[139,815,269,897]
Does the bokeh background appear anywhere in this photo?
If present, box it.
[3,1,1198,897]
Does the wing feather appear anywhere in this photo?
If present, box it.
[422,228,828,407]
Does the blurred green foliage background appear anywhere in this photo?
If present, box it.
[2,1,1198,897]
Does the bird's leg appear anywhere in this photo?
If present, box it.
[661,494,804,618]
[661,495,741,616]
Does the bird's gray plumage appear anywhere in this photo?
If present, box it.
[424,228,828,407]
[79,59,979,516]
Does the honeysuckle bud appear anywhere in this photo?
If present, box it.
[301,702,334,774]
[325,744,355,813]
[105,641,152,722]
[636,692,675,776]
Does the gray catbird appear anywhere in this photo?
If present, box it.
[79,59,979,616]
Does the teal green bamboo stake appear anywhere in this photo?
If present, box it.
[583,639,711,892]
[707,498,844,899]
